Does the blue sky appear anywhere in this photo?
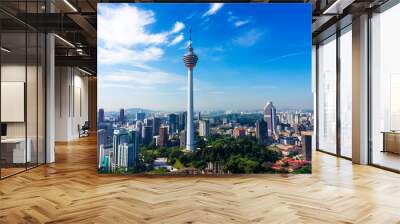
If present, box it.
[98,3,312,112]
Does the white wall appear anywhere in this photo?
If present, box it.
[55,67,89,141]
[1,63,46,164]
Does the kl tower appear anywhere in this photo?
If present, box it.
[183,27,198,151]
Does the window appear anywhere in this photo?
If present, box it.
[370,3,400,171]
[339,27,352,158]
[317,35,337,154]
[0,1,46,179]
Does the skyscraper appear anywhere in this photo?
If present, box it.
[264,101,278,136]
[256,119,268,145]
[98,129,107,169]
[128,130,139,168]
[98,108,105,123]
[142,126,153,145]
[135,120,143,143]
[117,143,128,169]
[119,108,125,124]
[301,133,312,161]
[199,120,210,138]
[158,126,169,147]
[112,129,129,166]
[144,118,153,127]
[98,122,113,147]
[144,118,154,137]
[168,113,178,134]
[153,117,161,136]
[178,112,186,132]
[179,130,187,148]
[183,27,198,151]
[98,129,106,147]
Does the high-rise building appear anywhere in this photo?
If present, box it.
[264,101,278,136]
[301,133,312,161]
[153,117,161,136]
[98,122,113,147]
[136,112,145,121]
[135,120,143,143]
[183,27,198,151]
[179,130,187,148]
[168,114,178,134]
[144,118,153,127]
[158,126,169,147]
[97,129,106,147]
[199,120,210,138]
[112,129,129,166]
[178,112,186,132]
[128,130,139,168]
[119,108,125,124]
[256,119,268,145]
[97,129,107,169]
[117,143,128,169]
[98,144,104,169]
[98,108,105,123]
[142,126,153,145]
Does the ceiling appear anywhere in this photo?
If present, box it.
[1,0,395,74]
[0,0,98,74]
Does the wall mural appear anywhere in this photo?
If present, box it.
[97,3,313,175]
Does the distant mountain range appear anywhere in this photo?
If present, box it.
[125,108,154,115]
[105,108,313,114]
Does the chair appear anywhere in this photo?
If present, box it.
[79,121,90,138]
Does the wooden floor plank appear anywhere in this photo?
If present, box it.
[0,135,399,223]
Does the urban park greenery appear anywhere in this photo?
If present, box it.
[136,134,285,174]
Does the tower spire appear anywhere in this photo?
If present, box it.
[188,25,193,51]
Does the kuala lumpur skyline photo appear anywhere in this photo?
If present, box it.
[97,3,313,175]
[98,3,312,113]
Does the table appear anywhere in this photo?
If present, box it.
[382,131,400,154]
[1,138,31,164]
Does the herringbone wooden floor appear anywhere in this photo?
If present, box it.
[1,135,400,224]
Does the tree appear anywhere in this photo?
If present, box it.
[292,164,312,174]
[224,155,260,174]
[173,160,184,169]
[168,147,183,165]
[196,137,207,149]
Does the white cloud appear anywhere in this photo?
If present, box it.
[168,33,184,46]
[98,4,168,48]
[202,3,224,17]
[232,29,264,47]
[98,46,163,66]
[170,22,185,34]
[265,51,307,63]
[98,4,186,66]
[227,11,251,28]
[235,20,250,27]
